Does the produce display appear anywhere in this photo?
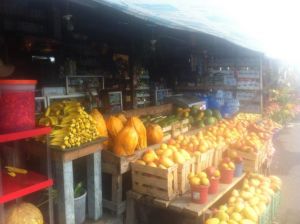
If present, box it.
[188,171,212,187]
[127,117,147,149]
[146,124,164,145]
[106,115,148,156]
[205,173,282,224]
[106,115,124,139]
[39,101,100,149]
[265,88,299,125]
[141,114,179,128]
[6,202,44,224]
[113,124,138,156]
[135,143,192,169]
[184,106,222,128]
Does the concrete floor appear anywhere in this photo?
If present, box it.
[271,120,300,224]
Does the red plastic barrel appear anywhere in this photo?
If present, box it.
[220,169,234,184]
[191,185,209,204]
[208,177,219,194]
[0,80,37,134]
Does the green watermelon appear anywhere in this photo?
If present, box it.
[204,109,213,117]
[204,117,217,125]
[190,105,199,117]
[195,120,205,128]
[188,116,195,125]
[212,110,222,120]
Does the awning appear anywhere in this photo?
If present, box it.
[90,0,300,64]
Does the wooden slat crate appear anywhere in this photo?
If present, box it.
[181,118,189,126]
[213,148,224,167]
[102,146,158,215]
[163,133,171,141]
[172,129,181,138]
[238,150,267,173]
[181,126,189,134]
[178,158,195,195]
[131,163,178,201]
[162,125,172,132]
[124,103,173,117]
[195,149,214,172]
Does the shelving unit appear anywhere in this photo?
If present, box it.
[0,127,53,224]
[175,57,263,114]
[153,89,173,105]
[66,75,105,95]
[134,67,151,108]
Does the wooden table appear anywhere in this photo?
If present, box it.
[126,174,245,224]
[52,138,106,224]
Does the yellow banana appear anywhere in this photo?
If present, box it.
[7,171,16,177]
[5,166,28,174]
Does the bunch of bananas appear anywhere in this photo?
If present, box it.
[39,101,99,150]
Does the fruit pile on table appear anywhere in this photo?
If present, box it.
[39,101,100,149]
[205,173,282,224]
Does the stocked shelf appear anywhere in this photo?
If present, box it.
[0,170,53,204]
[136,86,150,90]
[176,85,237,91]
[239,100,260,105]
[237,88,261,91]
[0,127,52,143]
[136,94,150,97]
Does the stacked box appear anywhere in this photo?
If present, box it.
[177,158,195,195]
[131,163,178,201]
[194,149,214,172]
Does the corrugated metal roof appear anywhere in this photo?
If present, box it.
[89,0,300,63]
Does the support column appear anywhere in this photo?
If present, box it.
[55,161,75,224]
[87,151,102,220]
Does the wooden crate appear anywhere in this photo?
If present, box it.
[162,125,172,132]
[172,129,181,138]
[177,158,195,195]
[102,147,155,215]
[124,103,173,117]
[163,133,171,141]
[181,126,189,134]
[181,118,189,126]
[238,150,266,173]
[195,149,214,172]
[131,163,178,201]
[213,148,224,167]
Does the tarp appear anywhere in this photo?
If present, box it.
[91,0,300,64]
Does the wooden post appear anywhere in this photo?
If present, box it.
[87,151,102,220]
[111,174,123,207]
[55,161,75,224]
[125,192,138,224]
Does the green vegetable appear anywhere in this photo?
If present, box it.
[74,182,85,198]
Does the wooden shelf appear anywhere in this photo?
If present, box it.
[239,99,261,104]
[127,174,245,218]
[0,170,53,204]
[136,87,150,90]
[0,127,51,143]
[51,137,106,162]
[176,85,237,91]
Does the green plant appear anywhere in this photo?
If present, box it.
[74,182,85,198]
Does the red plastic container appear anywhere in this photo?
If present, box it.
[191,185,209,204]
[208,177,219,194]
[0,80,37,134]
[220,169,234,184]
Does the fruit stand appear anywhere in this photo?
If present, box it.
[0,78,283,224]
[126,174,245,224]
